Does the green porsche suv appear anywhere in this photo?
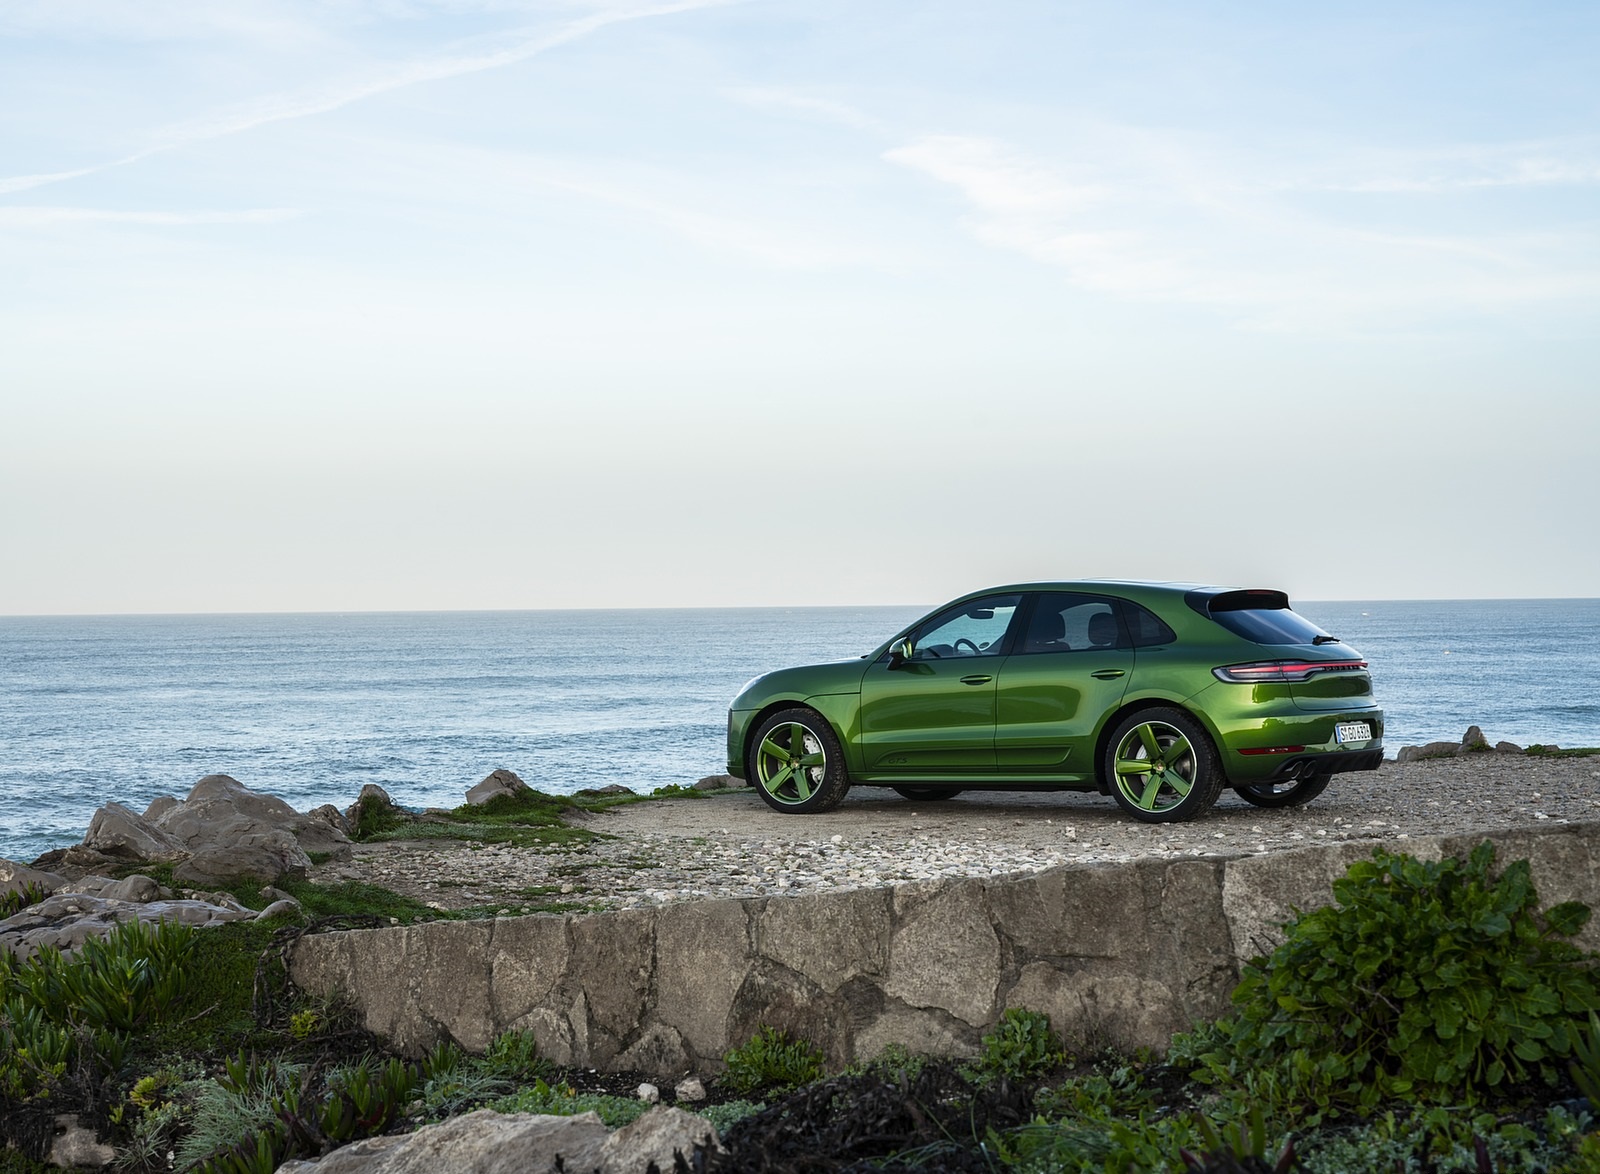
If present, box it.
[726,582,1383,822]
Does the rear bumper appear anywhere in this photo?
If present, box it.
[1264,747,1384,780]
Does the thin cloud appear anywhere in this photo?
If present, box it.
[884,131,1600,329]
[0,206,301,227]
[727,87,888,135]
[0,0,742,197]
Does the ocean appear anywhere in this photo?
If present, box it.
[2,599,1597,864]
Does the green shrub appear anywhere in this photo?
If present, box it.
[486,1078,648,1128]
[1173,842,1600,1112]
[482,1028,553,1082]
[975,1007,1066,1082]
[0,882,48,919]
[721,1025,825,1095]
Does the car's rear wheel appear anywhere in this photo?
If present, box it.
[748,708,851,814]
[891,785,964,802]
[1104,708,1224,823]
[1234,774,1331,808]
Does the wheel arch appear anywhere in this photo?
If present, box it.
[740,697,854,777]
[1091,695,1229,789]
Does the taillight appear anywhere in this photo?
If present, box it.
[1213,660,1367,683]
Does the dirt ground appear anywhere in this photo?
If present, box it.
[316,754,1600,913]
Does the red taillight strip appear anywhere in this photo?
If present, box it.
[1213,660,1368,683]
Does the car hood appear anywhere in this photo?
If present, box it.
[731,658,871,709]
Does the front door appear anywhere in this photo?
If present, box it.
[858,594,1022,775]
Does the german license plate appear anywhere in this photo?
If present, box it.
[1336,721,1373,744]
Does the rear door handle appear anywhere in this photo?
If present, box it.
[1090,669,1126,680]
[959,675,993,685]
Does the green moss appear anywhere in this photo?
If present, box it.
[1527,745,1600,758]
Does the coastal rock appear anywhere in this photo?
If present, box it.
[82,803,188,862]
[598,1105,718,1171]
[143,795,180,821]
[0,892,259,958]
[1461,726,1491,752]
[0,858,66,899]
[272,1109,609,1174]
[1396,741,1463,763]
[575,784,636,798]
[159,774,351,863]
[1496,740,1524,754]
[69,774,353,884]
[346,784,400,829]
[174,831,311,885]
[308,802,353,838]
[466,769,531,806]
[695,775,740,790]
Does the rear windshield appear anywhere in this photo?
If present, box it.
[1208,607,1333,645]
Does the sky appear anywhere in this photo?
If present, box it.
[1,0,1597,614]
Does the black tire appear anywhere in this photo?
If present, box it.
[1234,773,1331,809]
[891,785,964,802]
[747,708,851,814]
[1102,707,1224,823]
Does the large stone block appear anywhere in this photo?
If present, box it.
[853,999,979,1063]
[1004,960,1188,1053]
[488,915,571,1026]
[1440,823,1600,951]
[885,878,999,1026]
[755,886,890,992]
[726,960,847,1069]
[565,908,657,1053]
[653,898,755,1061]
[411,920,496,1052]
[987,863,1149,960]
[1221,838,1440,960]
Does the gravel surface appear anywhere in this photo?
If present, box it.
[312,755,1600,915]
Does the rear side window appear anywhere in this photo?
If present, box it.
[1121,602,1176,647]
[1209,607,1332,645]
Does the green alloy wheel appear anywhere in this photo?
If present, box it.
[1104,708,1223,823]
[1234,774,1331,808]
[749,708,850,814]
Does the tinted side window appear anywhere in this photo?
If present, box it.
[1122,603,1176,647]
[1020,593,1125,653]
[909,595,1021,660]
[1209,607,1331,645]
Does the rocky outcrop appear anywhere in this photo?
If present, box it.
[0,876,293,958]
[42,775,352,885]
[1,858,67,900]
[271,1106,716,1174]
[1396,725,1529,762]
[466,769,531,806]
[291,820,1600,1077]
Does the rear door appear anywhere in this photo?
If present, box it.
[994,592,1133,779]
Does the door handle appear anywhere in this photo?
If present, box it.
[959,675,993,685]
[1090,669,1126,680]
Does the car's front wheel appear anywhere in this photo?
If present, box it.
[748,708,851,814]
[1234,774,1330,808]
[1103,708,1224,823]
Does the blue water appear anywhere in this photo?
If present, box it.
[2,600,1596,863]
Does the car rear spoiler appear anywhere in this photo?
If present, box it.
[1185,587,1291,616]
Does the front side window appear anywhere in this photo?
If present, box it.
[909,595,1021,660]
[1021,593,1125,653]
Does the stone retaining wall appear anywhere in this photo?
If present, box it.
[289,822,1600,1079]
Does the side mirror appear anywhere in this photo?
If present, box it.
[887,639,913,667]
